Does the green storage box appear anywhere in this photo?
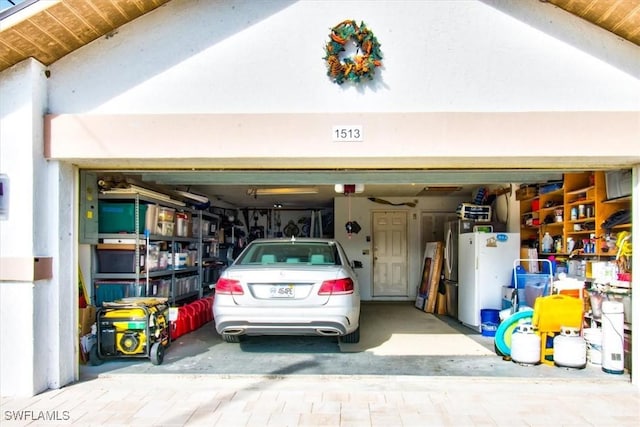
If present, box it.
[98,202,149,233]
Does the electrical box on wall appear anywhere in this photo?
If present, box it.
[0,173,8,220]
[79,171,99,243]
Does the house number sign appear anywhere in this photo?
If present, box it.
[332,125,363,142]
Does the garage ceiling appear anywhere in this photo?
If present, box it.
[95,169,565,209]
[0,0,639,73]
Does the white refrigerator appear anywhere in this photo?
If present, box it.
[457,232,520,332]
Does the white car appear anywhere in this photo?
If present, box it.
[213,237,360,343]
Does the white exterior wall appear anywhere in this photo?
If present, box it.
[0,59,76,396]
[1,0,639,395]
[48,0,639,114]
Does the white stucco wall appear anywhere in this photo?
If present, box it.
[47,0,639,114]
[0,59,76,396]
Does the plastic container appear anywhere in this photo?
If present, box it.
[158,221,174,236]
[542,232,553,253]
[97,245,145,273]
[524,278,551,307]
[583,327,602,365]
[98,202,149,233]
[533,294,584,332]
[480,309,500,337]
[175,212,190,237]
[94,281,146,306]
[157,207,175,222]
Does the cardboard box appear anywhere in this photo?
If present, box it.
[79,305,96,336]
[519,248,539,273]
[516,186,538,201]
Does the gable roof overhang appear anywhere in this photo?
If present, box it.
[0,0,638,74]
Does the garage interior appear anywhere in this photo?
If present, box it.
[79,167,632,380]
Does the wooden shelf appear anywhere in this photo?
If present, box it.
[518,170,632,257]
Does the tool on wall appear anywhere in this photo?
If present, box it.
[367,197,417,208]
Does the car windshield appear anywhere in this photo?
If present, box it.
[235,242,340,266]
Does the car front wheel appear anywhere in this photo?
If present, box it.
[340,326,360,344]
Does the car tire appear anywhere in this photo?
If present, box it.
[222,333,242,343]
[341,326,360,344]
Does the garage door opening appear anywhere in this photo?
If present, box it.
[77,168,633,379]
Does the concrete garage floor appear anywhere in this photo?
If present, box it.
[80,302,630,383]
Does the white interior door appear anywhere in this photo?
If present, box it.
[372,211,408,297]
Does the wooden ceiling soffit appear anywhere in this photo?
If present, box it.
[0,0,170,71]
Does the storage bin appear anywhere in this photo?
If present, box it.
[96,244,144,273]
[524,278,551,308]
[502,286,526,309]
[149,278,171,298]
[157,207,175,222]
[514,270,552,308]
[94,280,146,306]
[172,252,188,268]
[175,212,191,237]
[98,202,150,233]
[158,221,174,236]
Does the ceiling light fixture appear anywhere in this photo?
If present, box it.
[249,187,319,196]
[423,186,462,191]
[174,190,209,204]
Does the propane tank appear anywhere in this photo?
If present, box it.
[511,324,540,365]
[554,327,586,369]
[601,300,625,374]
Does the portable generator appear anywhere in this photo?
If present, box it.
[89,297,170,365]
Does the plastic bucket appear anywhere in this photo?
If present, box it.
[480,309,500,337]
[583,327,602,365]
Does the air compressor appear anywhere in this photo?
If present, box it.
[90,297,170,365]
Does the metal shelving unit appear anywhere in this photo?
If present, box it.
[92,192,201,306]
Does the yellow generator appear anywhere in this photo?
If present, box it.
[90,298,170,365]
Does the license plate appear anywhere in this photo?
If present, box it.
[270,284,295,298]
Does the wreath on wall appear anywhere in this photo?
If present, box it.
[324,20,383,85]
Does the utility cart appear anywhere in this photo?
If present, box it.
[89,297,170,366]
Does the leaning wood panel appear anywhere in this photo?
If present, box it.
[417,241,444,314]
